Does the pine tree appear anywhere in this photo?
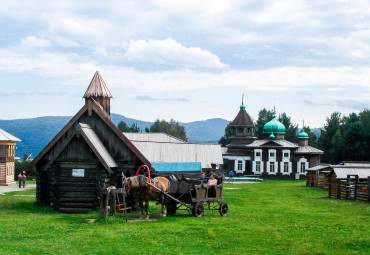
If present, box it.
[329,129,343,164]
[318,112,342,163]
[278,113,298,143]
[148,119,187,141]
[218,121,232,146]
[255,108,275,139]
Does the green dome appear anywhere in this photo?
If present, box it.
[298,129,309,139]
[263,118,286,134]
[240,104,246,110]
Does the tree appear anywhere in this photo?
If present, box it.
[117,121,130,132]
[14,153,36,179]
[117,121,141,133]
[317,112,342,163]
[147,119,187,141]
[341,112,367,161]
[255,108,276,139]
[358,109,370,160]
[278,112,298,143]
[329,129,343,164]
[218,121,232,146]
[129,123,140,132]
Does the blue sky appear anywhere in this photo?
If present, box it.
[0,0,369,128]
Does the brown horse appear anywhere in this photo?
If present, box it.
[124,175,170,219]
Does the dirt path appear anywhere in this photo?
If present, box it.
[0,183,36,195]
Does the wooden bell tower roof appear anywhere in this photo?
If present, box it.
[231,104,254,127]
[83,71,113,99]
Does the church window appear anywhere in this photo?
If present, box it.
[256,152,261,157]
[256,161,261,172]
[270,152,275,157]
[284,152,289,158]
[270,162,275,172]
[284,162,289,172]
[300,162,306,172]
[238,160,243,171]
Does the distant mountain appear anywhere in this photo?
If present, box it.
[0,114,229,158]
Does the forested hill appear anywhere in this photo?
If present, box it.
[0,114,229,158]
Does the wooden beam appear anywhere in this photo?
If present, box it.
[42,129,76,171]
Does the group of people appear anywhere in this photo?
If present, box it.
[197,172,218,186]
[17,172,26,188]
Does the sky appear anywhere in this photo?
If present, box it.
[0,0,369,128]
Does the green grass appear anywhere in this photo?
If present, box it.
[0,180,369,255]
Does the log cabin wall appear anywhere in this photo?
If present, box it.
[328,174,369,202]
[306,171,316,187]
[35,109,144,212]
[355,179,369,202]
[328,173,338,199]
[306,170,329,188]
[317,172,327,188]
[0,142,17,184]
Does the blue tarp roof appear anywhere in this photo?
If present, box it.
[152,162,202,172]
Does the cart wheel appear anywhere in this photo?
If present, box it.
[167,202,177,215]
[192,202,204,217]
[219,202,228,217]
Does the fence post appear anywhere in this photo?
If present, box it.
[354,175,358,201]
[337,180,341,199]
[346,175,350,199]
[368,177,370,202]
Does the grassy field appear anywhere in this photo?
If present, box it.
[0,180,369,255]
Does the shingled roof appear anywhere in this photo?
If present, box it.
[232,105,254,126]
[83,71,113,98]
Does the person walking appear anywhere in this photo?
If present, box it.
[22,172,26,188]
[18,173,23,188]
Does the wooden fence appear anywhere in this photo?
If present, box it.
[329,175,370,202]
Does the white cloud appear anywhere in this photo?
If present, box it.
[46,15,116,55]
[124,38,227,69]
[21,36,50,48]
[1,44,370,92]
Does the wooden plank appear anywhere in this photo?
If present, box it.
[58,208,91,213]
[59,186,96,192]
[58,192,97,198]
[59,197,96,203]
[59,182,97,187]
[56,177,97,182]
[59,203,94,208]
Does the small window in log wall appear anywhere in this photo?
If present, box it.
[72,169,85,177]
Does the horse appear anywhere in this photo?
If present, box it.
[124,175,170,219]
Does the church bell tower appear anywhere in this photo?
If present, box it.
[83,71,113,115]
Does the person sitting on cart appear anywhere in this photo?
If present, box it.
[207,173,218,186]
[207,173,218,197]
[196,172,208,183]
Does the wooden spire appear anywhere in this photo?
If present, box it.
[84,71,112,115]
